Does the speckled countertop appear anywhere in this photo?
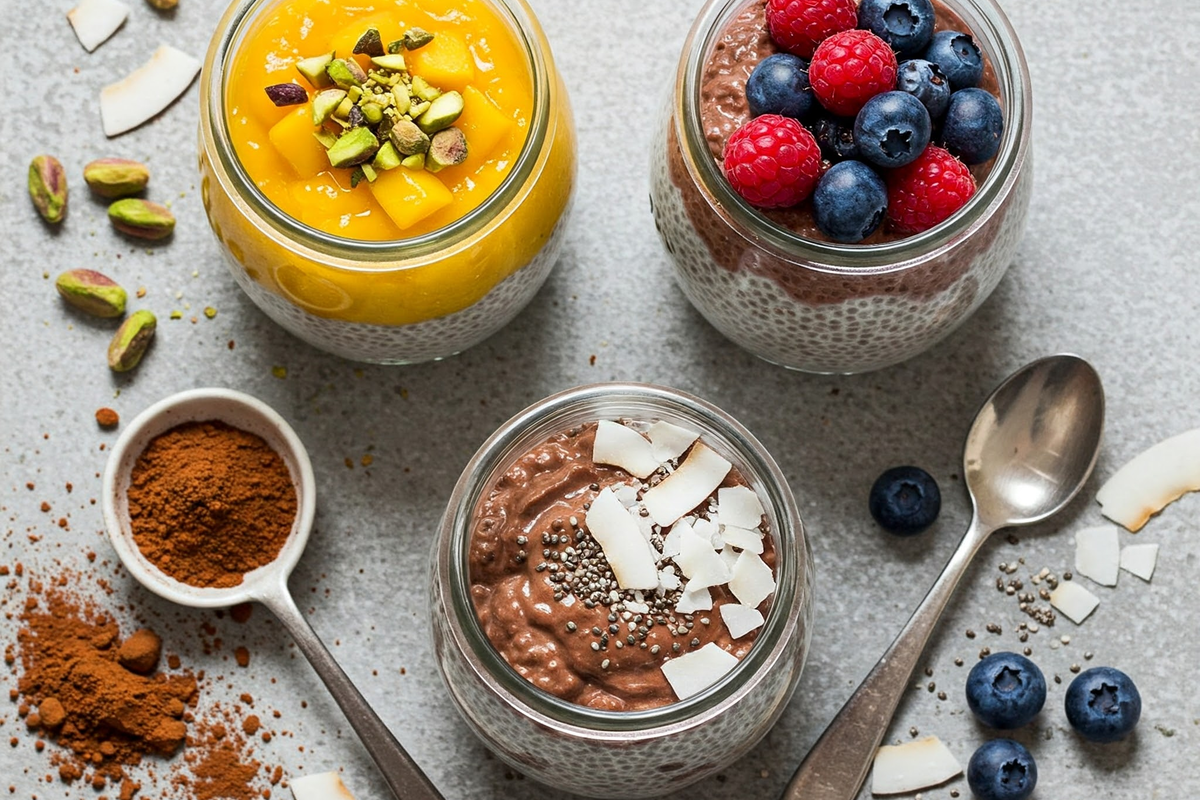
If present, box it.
[2,0,1198,798]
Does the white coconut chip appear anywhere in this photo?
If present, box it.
[719,603,764,639]
[67,0,129,52]
[660,519,687,560]
[717,486,765,528]
[643,443,731,526]
[1095,428,1200,532]
[657,568,682,592]
[593,420,660,479]
[291,772,357,800]
[871,736,961,795]
[584,488,659,590]
[719,545,740,571]
[676,528,731,589]
[691,516,721,549]
[100,45,202,137]
[1120,543,1159,581]
[660,642,739,700]
[647,420,699,462]
[1050,580,1100,624]
[720,524,764,554]
[1074,524,1120,587]
[674,584,713,614]
[728,551,775,609]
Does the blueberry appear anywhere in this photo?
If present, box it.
[747,53,814,121]
[868,466,940,536]
[812,161,888,243]
[941,87,1004,164]
[810,114,859,161]
[965,652,1047,729]
[924,30,983,89]
[967,739,1037,800]
[853,91,931,169]
[857,0,935,58]
[896,59,951,120]
[1065,666,1142,743]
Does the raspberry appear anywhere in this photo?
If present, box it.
[809,29,898,116]
[722,115,823,209]
[765,0,858,58]
[886,145,976,234]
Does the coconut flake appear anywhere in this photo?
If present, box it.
[719,545,740,571]
[871,736,962,795]
[1050,580,1100,624]
[1120,543,1159,581]
[657,569,681,592]
[647,421,700,462]
[584,488,659,590]
[1095,428,1200,532]
[593,420,660,479]
[1074,524,1120,587]
[676,528,731,589]
[717,486,765,528]
[660,642,739,700]
[728,551,775,608]
[660,519,687,560]
[720,524,764,554]
[100,45,202,137]
[67,0,129,52]
[291,772,357,800]
[691,517,721,549]
[719,604,764,639]
[674,584,712,614]
[643,443,731,526]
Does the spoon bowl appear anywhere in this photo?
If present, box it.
[102,387,443,800]
[782,354,1104,800]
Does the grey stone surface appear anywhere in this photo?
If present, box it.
[2,0,1198,798]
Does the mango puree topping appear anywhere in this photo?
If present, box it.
[229,0,532,240]
[207,0,576,327]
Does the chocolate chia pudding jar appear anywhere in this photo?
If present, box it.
[649,0,1032,373]
[430,383,813,797]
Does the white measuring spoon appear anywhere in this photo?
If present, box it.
[102,387,442,800]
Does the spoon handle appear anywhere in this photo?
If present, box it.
[261,589,445,800]
[781,513,994,800]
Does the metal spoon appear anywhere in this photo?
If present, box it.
[102,388,443,800]
[782,354,1104,800]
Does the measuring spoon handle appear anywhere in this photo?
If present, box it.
[781,514,994,800]
[261,588,444,800]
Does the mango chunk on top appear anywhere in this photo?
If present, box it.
[408,32,475,89]
[269,107,328,177]
[368,167,452,231]
[457,86,513,163]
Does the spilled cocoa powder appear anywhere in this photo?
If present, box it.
[5,569,281,800]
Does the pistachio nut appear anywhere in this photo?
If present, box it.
[29,155,68,224]
[108,198,176,240]
[388,119,430,156]
[326,127,380,168]
[400,153,426,171]
[312,88,347,125]
[83,158,150,199]
[427,127,468,172]
[55,269,128,318]
[353,27,384,57]
[326,58,367,89]
[416,90,464,135]
[402,27,435,50]
[372,141,402,171]
[296,52,335,88]
[107,309,157,372]
[371,53,407,73]
[146,0,178,8]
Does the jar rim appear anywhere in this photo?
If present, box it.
[674,0,1032,269]
[436,382,811,734]
[199,0,553,263]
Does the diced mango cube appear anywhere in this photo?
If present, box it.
[457,86,513,163]
[289,176,363,221]
[408,33,475,89]
[269,107,329,176]
[368,168,452,231]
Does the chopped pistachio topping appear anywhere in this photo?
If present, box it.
[427,127,468,171]
[402,27,435,50]
[327,127,380,168]
[296,52,334,88]
[353,27,385,57]
[416,90,463,134]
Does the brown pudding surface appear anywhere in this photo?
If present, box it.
[697,0,1000,244]
[469,423,775,712]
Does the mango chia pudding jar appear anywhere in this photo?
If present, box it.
[431,383,814,798]
[199,0,575,363]
[650,0,1031,374]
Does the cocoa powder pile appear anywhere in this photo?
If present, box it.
[127,421,297,589]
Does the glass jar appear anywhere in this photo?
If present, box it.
[199,0,576,364]
[650,0,1032,374]
[430,383,814,798]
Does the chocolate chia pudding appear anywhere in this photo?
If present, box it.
[469,420,777,711]
[649,0,1033,373]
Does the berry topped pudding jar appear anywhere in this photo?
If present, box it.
[651,0,1031,373]
[430,383,813,797]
